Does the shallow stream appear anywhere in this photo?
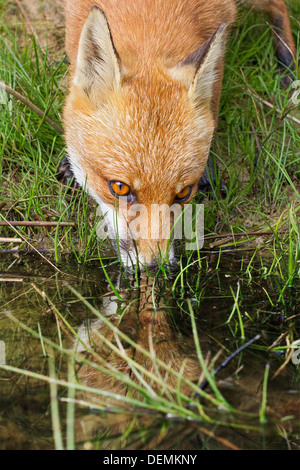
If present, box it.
[0,251,299,450]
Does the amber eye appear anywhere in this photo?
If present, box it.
[110,181,131,197]
[175,185,192,202]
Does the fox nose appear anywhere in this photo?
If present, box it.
[120,241,177,270]
[138,253,159,269]
[139,255,178,272]
[137,241,163,266]
[134,239,175,269]
[143,260,159,270]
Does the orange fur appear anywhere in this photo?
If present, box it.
[63,0,295,267]
[65,0,236,72]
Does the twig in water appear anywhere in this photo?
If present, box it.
[267,330,291,350]
[272,347,295,379]
[199,334,261,391]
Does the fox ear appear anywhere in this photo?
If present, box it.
[170,24,228,106]
[73,6,121,106]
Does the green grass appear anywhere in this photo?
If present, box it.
[0,0,299,450]
[0,0,299,273]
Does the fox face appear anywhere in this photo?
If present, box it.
[64,7,228,267]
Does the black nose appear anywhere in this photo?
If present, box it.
[145,260,159,270]
[145,257,179,272]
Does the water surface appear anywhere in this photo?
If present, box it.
[0,252,299,450]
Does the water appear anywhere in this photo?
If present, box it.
[0,252,299,450]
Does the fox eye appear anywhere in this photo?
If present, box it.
[175,185,192,202]
[109,181,131,197]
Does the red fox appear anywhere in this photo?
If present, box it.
[61,0,296,268]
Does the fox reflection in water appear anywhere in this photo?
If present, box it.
[76,276,204,391]
[74,273,208,449]
[73,273,300,450]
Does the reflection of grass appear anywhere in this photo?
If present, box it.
[0,296,259,450]
[2,295,229,409]
[0,249,297,450]
[0,265,299,450]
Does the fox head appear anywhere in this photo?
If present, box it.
[64,6,228,268]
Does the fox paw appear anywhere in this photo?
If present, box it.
[56,155,78,189]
